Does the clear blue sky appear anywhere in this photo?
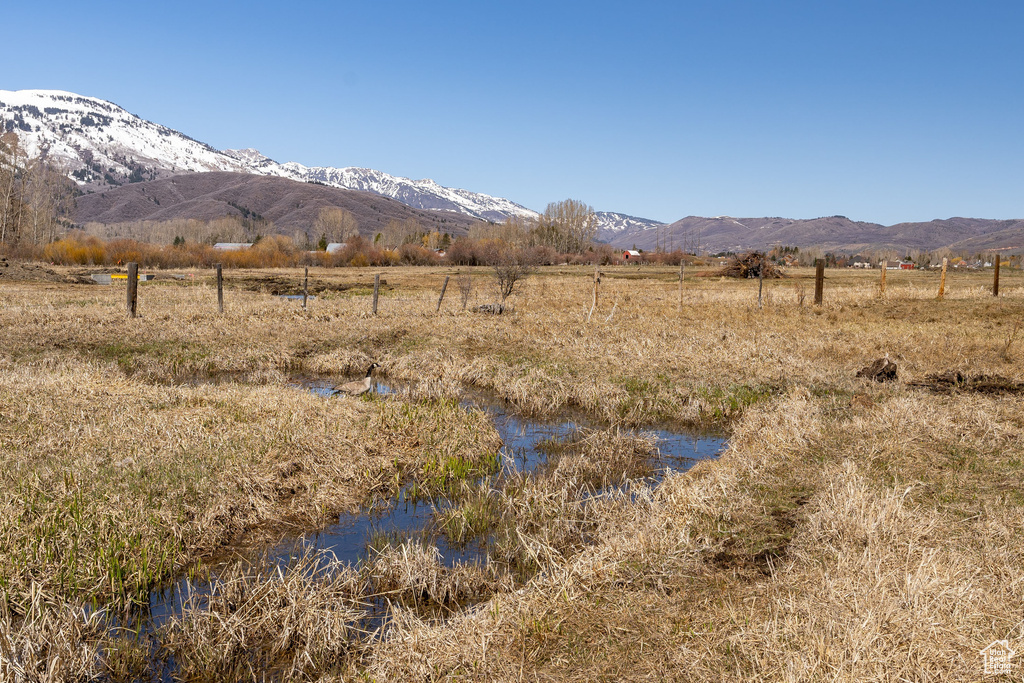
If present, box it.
[4,0,1023,224]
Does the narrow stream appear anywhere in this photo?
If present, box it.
[269,379,723,572]
[145,377,725,634]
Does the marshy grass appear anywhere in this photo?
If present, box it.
[364,541,506,608]
[161,550,367,681]
[1,264,1022,679]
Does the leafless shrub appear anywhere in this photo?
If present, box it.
[457,271,472,310]
[1000,319,1022,360]
[493,249,534,303]
[793,281,807,306]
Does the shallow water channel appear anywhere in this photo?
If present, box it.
[282,379,723,568]
[147,377,725,631]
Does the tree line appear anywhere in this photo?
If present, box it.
[0,143,609,268]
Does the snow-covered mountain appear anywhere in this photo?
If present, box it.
[594,211,666,243]
[0,90,243,183]
[0,89,538,222]
[222,149,536,222]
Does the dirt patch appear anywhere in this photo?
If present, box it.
[0,258,93,284]
[232,275,389,296]
[908,371,1024,394]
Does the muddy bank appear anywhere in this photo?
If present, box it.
[0,257,93,283]
[232,275,390,296]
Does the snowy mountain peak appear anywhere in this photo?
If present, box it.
[0,89,243,185]
[0,89,538,222]
[223,148,278,165]
[594,211,666,243]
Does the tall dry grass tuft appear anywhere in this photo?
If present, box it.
[541,427,659,488]
[365,542,506,607]
[0,584,107,682]
[163,551,366,680]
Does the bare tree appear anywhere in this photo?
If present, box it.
[380,217,421,249]
[469,215,532,247]
[24,152,73,246]
[0,132,26,245]
[313,207,359,245]
[534,199,596,253]
[493,249,533,302]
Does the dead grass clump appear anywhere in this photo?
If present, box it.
[365,541,504,606]
[0,586,107,682]
[162,551,366,681]
[433,471,618,584]
[731,461,986,681]
[543,427,659,488]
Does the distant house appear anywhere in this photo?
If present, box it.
[213,242,253,251]
[326,242,347,254]
[850,255,873,268]
[622,250,642,262]
[883,260,901,270]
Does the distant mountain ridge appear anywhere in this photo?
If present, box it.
[604,215,1024,255]
[0,89,537,222]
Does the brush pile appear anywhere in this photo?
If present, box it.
[716,251,785,279]
[908,371,1024,394]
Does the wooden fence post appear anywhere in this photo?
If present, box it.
[372,273,380,315]
[587,266,600,322]
[993,254,1001,297]
[678,261,684,312]
[302,267,309,309]
[436,275,450,312]
[813,259,824,306]
[938,258,948,300]
[758,263,764,309]
[879,262,886,295]
[216,263,223,313]
[126,262,138,318]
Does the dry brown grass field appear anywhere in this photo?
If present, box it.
[1,262,1022,681]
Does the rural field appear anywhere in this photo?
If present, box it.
[1,262,1022,681]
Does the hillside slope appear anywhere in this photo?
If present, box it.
[73,172,477,237]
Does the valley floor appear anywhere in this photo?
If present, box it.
[1,264,1022,681]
